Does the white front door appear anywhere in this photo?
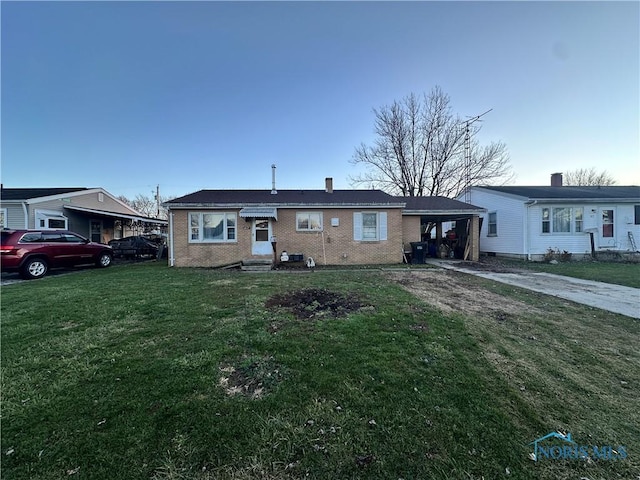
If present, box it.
[600,208,616,248]
[252,219,273,255]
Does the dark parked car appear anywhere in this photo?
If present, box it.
[0,229,113,279]
[108,236,159,258]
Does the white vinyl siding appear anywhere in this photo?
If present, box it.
[353,212,387,241]
[463,188,527,256]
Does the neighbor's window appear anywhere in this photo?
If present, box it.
[189,212,236,242]
[542,207,584,234]
[553,207,571,233]
[487,212,497,236]
[635,205,640,225]
[542,208,550,233]
[35,210,68,230]
[296,212,323,231]
[0,209,6,229]
[574,207,583,233]
[353,212,388,241]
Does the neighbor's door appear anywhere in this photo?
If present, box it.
[251,219,272,255]
[600,208,615,248]
[90,220,103,243]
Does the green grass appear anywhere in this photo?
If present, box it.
[488,257,640,288]
[2,262,639,479]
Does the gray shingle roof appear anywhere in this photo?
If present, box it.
[475,185,640,200]
[0,187,89,201]
[167,189,404,206]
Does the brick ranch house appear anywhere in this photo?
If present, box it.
[164,178,485,268]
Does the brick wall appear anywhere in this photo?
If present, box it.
[169,207,405,267]
[272,208,403,266]
[170,209,249,267]
[401,216,422,250]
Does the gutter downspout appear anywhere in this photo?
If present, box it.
[169,211,175,267]
[525,200,537,261]
[22,202,29,228]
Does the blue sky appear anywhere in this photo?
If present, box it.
[2,1,638,200]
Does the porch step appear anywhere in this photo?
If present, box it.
[241,259,273,272]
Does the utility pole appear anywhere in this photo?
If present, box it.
[463,109,492,203]
[155,185,160,218]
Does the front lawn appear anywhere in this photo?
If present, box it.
[481,257,640,288]
[2,262,638,479]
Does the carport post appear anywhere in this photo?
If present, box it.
[469,216,480,261]
[435,222,443,247]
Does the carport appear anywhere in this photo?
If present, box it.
[399,196,486,262]
[63,205,168,241]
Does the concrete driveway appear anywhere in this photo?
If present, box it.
[426,259,640,319]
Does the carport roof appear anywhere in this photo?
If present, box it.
[398,196,485,214]
[63,205,167,225]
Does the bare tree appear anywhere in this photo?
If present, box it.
[563,168,617,186]
[118,193,172,220]
[350,86,513,198]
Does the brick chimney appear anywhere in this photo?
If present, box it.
[551,172,563,187]
[325,177,333,193]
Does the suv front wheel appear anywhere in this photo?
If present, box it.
[21,257,48,280]
[96,252,113,268]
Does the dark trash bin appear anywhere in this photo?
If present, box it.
[410,242,428,264]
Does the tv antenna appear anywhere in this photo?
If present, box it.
[463,108,492,203]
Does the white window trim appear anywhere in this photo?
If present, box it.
[541,206,584,235]
[296,212,323,232]
[0,208,6,228]
[188,212,237,243]
[487,212,497,237]
[353,211,387,242]
[35,209,68,230]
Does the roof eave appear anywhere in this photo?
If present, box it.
[528,197,640,203]
[402,208,487,215]
[166,202,406,209]
[23,188,102,204]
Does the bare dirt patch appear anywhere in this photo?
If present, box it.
[449,258,526,273]
[385,268,543,318]
[265,288,367,319]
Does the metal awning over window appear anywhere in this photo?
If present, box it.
[239,207,278,220]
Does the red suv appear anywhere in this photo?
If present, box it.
[0,230,113,279]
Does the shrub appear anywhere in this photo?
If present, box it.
[543,247,572,263]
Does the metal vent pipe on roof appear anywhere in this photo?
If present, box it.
[271,164,277,194]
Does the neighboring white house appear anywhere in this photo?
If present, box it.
[457,174,640,260]
[0,187,167,243]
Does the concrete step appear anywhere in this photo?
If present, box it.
[241,258,273,272]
